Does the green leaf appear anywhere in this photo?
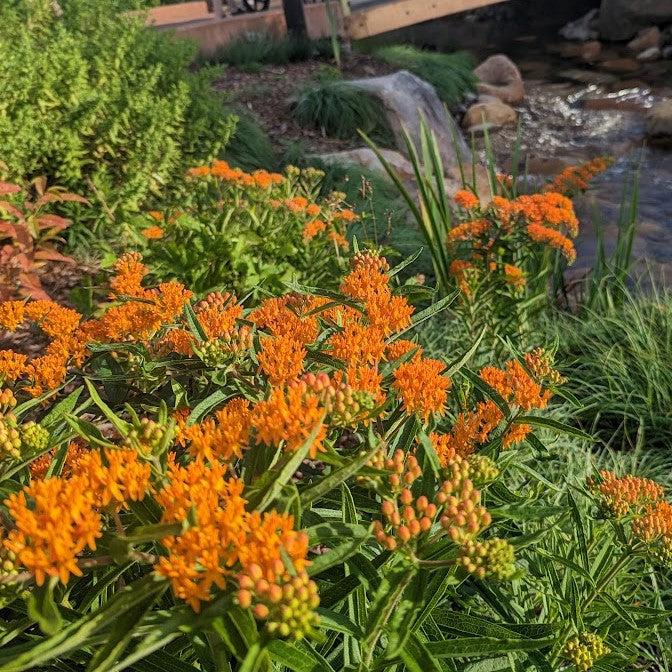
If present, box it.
[439,612,557,640]
[267,639,336,672]
[315,608,364,638]
[567,490,589,570]
[84,378,131,436]
[444,326,486,377]
[40,386,83,429]
[306,524,370,576]
[27,580,62,636]
[187,389,232,425]
[426,636,555,657]
[393,292,458,339]
[514,415,593,440]
[183,302,207,341]
[399,633,443,672]
[489,504,566,521]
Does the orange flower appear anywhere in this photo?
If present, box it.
[156,329,195,356]
[251,384,326,458]
[24,300,81,341]
[0,301,25,331]
[329,322,386,368]
[365,293,414,336]
[24,346,69,397]
[29,442,86,480]
[449,259,476,297]
[250,295,318,345]
[503,263,526,288]
[454,190,480,209]
[480,359,551,411]
[187,166,211,178]
[3,475,102,585]
[180,398,252,464]
[385,339,423,361]
[306,203,321,217]
[588,471,665,518]
[285,196,309,212]
[527,223,576,263]
[303,218,326,241]
[328,230,349,250]
[334,208,358,222]
[0,350,27,382]
[447,219,490,243]
[110,252,149,299]
[76,448,152,509]
[393,356,451,421]
[502,422,532,448]
[340,254,389,303]
[252,170,283,189]
[632,500,672,542]
[154,282,193,323]
[544,157,611,195]
[258,334,306,386]
[196,292,243,340]
[142,226,165,240]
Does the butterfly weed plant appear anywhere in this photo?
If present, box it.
[0,242,669,670]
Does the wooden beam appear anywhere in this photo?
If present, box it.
[282,0,308,35]
[344,0,507,39]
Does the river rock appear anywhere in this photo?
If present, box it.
[599,58,642,73]
[637,46,661,61]
[345,71,472,178]
[627,26,662,53]
[599,0,672,41]
[559,9,599,41]
[462,99,517,132]
[558,68,618,85]
[473,55,525,105]
[646,100,672,145]
[559,40,602,62]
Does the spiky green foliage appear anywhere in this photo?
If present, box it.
[222,109,279,172]
[374,45,476,105]
[292,77,393,143]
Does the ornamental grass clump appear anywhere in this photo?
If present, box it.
[0,252,669,669]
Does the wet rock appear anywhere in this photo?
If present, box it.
[345,71,472,178]
[559,9,599,41]
[627,26,662,53]
[599,0,672,41]
[599,58,642,73]
[462,98,517,132]
[663,46,672,59]
[557,68,618,85]
[637,46,662,61]
[559,40,602,62]
[646,100,672,145]
[473,54,525,105]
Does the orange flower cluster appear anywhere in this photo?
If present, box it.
[454,190,480,210]
[4,446,151,585]
[449,259,476,297]
[155,458,314,615]
[544,157,612,195]
[28,442,87,480]
[503,263,526,289]
[437,356,556,458]
[527,223,576,263]
[0,350,27,382]
[258,334,306,386]
[588,471,665,518]
[195,291,243,340]
[393,355,451,421]
[303,218,326,241]
[142,226,165,240]
[251,383,327,458]
[178,397,252,464]
[189,160,283,189]
[447,219,490,244]
[0,301,26,331]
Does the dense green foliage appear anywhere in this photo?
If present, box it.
[292,75,393,143]
[374,45,476,106]
[0,0,234,243]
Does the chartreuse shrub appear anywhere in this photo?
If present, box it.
[0,251,669,669]
[130,161,353,297]
[0,0,234,243]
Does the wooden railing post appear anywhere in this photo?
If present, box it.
[282,0,307,36]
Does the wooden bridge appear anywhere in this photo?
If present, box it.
[147,0,507,54]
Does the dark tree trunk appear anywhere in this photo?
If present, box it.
[282,0,307,36]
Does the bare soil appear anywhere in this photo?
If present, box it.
[213,54,394,155]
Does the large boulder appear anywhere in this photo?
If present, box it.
[559,9,599,41]
[473,55,525,105]
[646,100,672,145]
[599,0,672,41]
[345,71,472,184]
[462,98,517,133]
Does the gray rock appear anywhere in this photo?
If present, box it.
[473,54,525,105]
[646,100,672,144]
[599,0,672,41]
[316,148,415,183]
[559,9,599,41]
[663,46,672,58]
[345,71,472,181]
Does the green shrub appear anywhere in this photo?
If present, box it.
[130,161,352,297]
[375,45,476,106]
[292,76,393,143]
[222,109,280,172]
[0,0,235,243]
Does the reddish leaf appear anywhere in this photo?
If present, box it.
[33,248,76,264]
[0,201,25,220]
[0,221,18,240]
[0,182,21,196]
[36,214,72,231]
[17,272,50,300]
[36,192,89,207]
